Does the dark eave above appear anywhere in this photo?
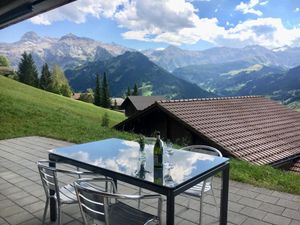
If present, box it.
[0,0,76,29]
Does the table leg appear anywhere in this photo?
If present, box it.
[49,161,57,222]
[220,164,229,225]
[166,192,175,225]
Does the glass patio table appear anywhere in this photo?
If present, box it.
[49,138,230,225]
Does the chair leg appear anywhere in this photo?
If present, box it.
[211,186,219,215]
[199,180,207,225]
[138,187,142,209]
[57,202,61,225]
[42,199,49,225]
[199,195,204,225]
[186,197,191,209]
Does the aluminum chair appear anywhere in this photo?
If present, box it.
[180,145,222,225]
[37,160,96,225]
[75,177,163,225]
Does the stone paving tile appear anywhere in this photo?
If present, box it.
[255,193,279,204]
[235,189,259,199]
[228,201,245,213]
[5,211,35,225]
[258,202,285,215]
[238,196,262,208]
[242,218,273,225]
[271,191,298,201]
[0,205,27,218]
[282,208,300,221]
[239,206,267,220]
[14,195,41,207]
[262,213,291,225]
[227,211,247,225]
[1,136,299,225]
[290,219,300,225]
[276,198,300,210]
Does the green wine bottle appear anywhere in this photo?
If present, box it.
[154,167,163,185]
[153,131,163,168]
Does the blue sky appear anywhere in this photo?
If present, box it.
[1,0,300,50]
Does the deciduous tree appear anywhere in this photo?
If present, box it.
[0,55,9,67]
[50,64,72,97]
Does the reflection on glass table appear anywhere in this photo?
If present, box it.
[51,138,223,188]
[49,138,230,225]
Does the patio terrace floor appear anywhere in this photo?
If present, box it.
[0,136,299,225]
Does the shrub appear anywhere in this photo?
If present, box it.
[101,112,110,127]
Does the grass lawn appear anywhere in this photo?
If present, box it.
[1,75,299,194]
[0,75,135,143]
[230,159,300,195]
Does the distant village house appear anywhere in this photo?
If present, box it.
[121,96,166,117]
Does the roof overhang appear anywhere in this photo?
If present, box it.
[0,0,76,29]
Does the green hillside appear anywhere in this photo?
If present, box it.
[0,76,133,142]
[65,51,215,99]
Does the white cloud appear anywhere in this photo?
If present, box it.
[30,0,126,25]
[28,0,300,49]
[259,1,268,6]
[115,0,224,45]
[295,8,300,12]
[235,0,263,16]
[217,18,300,48]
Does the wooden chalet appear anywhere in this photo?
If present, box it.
[121,96,166,117]
[115,96,300,171]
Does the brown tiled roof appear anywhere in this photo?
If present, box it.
[156,96,300,165]
[289,159,300,172]
[121,96,166,111]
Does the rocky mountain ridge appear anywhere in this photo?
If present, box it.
[0,32,132,71]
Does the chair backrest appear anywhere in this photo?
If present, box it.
[180,145,222,157]
[37,160,60,199]
[75,178,156,225]
[75,178,117,225]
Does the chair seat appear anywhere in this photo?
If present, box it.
[108,201,157,225]
[60,184,78,204]
[184,181,212,197]
[60,182,96,204]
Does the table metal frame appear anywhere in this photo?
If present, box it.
[49,150,229,225]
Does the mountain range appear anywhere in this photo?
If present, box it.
[3,32,300,72]
[0,32,299,103]
[173,62,300,104]
[65,51,213,99]
[0,32,131,71]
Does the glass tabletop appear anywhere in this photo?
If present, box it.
[50,138,228,188]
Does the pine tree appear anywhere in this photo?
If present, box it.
[17,52,38,87]
[113,99,118,109]
[126,87,131,97]
[40,63,51,90]
[101,72,111,108]
[132,83,139,96]
[94,74,101,106]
